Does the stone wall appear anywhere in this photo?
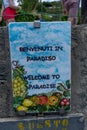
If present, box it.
[71,25,87,130]
[0,25,87,129]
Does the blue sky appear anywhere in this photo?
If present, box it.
[42,0,81,7]
[42,0,59,1]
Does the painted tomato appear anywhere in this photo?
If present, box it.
[38,95,48,105]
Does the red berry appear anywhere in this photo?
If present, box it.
[66,101,70,106]
[60,101,65,106]
[62,98,67,103]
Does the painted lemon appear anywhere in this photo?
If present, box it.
[17,105,28,112]
[22,99,33,107]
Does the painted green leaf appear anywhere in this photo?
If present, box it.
[57,85,63,91]
[38,105,47,113]
[63,90,70,97]
[66,80,70,89]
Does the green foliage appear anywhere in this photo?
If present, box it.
[36,3,47,13]
[43,2,52,7]
[78,8,81,24]
[0,0,81,26]
[22,0,38,12]
[42,14,52,21]
[15,9,38,22]
[0,19,5,26]
[61,16,68,21]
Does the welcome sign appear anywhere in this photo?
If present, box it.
[8,22,71,114]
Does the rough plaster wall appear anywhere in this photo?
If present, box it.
[72,25,87,130]
[0,25,87,129]
[0,27,15,117]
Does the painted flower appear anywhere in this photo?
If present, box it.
[38,95,48,105]
[48,96,58,106]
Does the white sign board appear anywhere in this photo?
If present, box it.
[8,22,71,114]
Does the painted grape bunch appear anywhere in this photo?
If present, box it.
[13,76,27,98]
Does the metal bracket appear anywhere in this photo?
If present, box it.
[34,20,41,28]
